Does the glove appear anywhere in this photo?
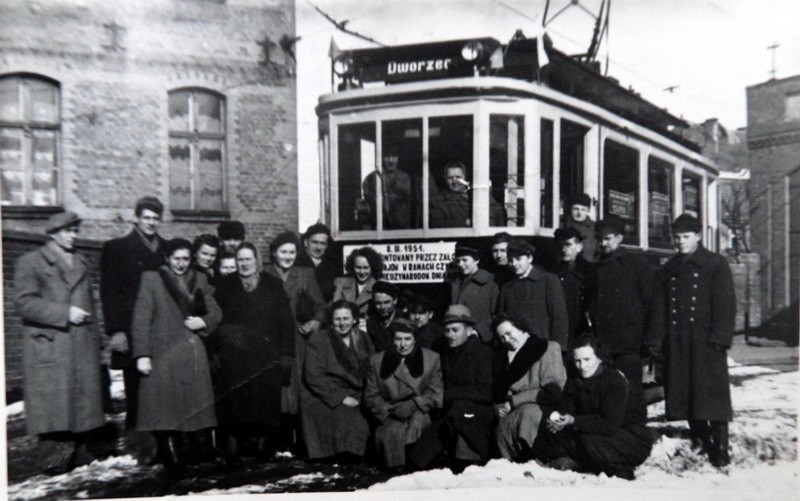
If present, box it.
[391,401,418,420]
[709,342,729,353]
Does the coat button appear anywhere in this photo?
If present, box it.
[671,277,676,281]
[672,309,677,314]
[690,318,695,322]
[692,296,696,301]
[672,321,677,326]
[691,307,695,311]
[694,273,699,277]
[693,284,698,288]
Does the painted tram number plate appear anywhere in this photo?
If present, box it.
[342,242,456,283]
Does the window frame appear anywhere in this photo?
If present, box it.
[600,134,642,246]
[167,87,227,216]
[0,74,61,211]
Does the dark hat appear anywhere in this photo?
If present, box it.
[492,231,513,244]
[404,292,435,313]
[454,241,480,260]
[390,318,417,336]
[45,211,81,234]
[671,214,702,233]
[302,222,331,242]
[568,193,592,208]
[269,230,300,254]
[506,239,536,258]
[382,142,400,155]
[595,217,625,237]
[134,196,164,216]
[441,304,476,326]
[218,220,246,240]
[372,280,399,299]
[554,227,583,242]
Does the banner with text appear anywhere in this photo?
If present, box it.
[342,241,456,283]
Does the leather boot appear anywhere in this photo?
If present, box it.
[708,421,730,467]
[688,420,711,454]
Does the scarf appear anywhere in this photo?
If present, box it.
[379,342,424,379]
[326,327,371,381]
[241,272,260,292]
[157,266,207,317]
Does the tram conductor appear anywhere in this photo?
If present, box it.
[658,214,735,467]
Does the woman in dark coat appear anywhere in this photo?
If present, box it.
[534,334,653,480]
[213,242,296,460]
[301,300,374,460]
[131,238,222,475]
[333,246,383,317]
[492,313,567,461]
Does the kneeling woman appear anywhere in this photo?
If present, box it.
[364,319,443,469]
[131,238,222,475]
[535,334,653,480]
[493,313,567,461]
[301,300,375,461]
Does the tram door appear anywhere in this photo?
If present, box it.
[560,120,590,218]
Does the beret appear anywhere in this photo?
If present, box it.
[506,239,536,258]
[454,241,481,259]
[372,280,399,299]
[568,193,591,208]
[595,217,625,237]
[672,214,702,233]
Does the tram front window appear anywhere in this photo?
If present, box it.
[338,122,376,231]
[429,115,474,228]
[682,172,703,221]
[603,139,640,244]
[490,115,523,227]
[648,156,674,248]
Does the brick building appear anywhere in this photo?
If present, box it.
[746,75,800,341]
[1,0,298,396]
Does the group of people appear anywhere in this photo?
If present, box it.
[14,192,736,481]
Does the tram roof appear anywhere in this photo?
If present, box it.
[319,35,716,171]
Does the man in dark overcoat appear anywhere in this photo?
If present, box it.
[366,280,401,352]
[409,305,493,472]
[298,222,340,302]
[449,242,498,343]
[563,193,597,262]
[14,211,104,474]
[552,227,595,344]
[658,214,736,467]
[589,216,662,424]
[99,196,166,462]
[498,239,569,351]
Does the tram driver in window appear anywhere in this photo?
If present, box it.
[362,143,413,230]
[429,162,504,228]
[563,193,597,262]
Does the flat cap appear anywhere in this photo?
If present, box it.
[554,227,583,242]
[218,220,246,240]
[45,211,81,234]
[372,280,399,299]
[671,214,702,233]
[595,216,625,237]
[506,239,536,258]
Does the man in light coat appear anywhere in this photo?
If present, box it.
[14,211,104,474]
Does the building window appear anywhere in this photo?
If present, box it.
[0,75,59,207]
[603,139,640,244]
[168,89,225,211]
[785,92,800,121]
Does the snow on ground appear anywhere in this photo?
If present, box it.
[369,370,799,498]
[8,456,139,501]
[188,472,344,496]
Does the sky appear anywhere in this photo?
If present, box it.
[294,0,800,228]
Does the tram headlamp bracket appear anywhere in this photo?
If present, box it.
[333,56,353,77]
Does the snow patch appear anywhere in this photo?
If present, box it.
[5,400,24,417]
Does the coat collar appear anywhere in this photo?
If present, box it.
[466,268,493,285]
[664,244,713,272]
[40,242,88,288]
[516,265,543,282]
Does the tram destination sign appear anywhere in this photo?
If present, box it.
[342,241,456,284]
[346,38,501,85]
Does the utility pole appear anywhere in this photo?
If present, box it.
[767,42,779,80]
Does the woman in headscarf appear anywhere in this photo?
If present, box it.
[363,319,443,470]
[492,313,567,462]
[534,334,654,480]
[213,242,296,462]
[131,238,222,476]
[301,300,374,462]
[332,246,383,317]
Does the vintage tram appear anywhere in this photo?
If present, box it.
[316,33,719,298]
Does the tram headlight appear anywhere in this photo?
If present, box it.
[333,56,353,77]
[461,41,484,62]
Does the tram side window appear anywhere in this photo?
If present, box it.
[540,119,554,228]
[338,122,376,231]
[681,171,703,221]
[602,139,640,244]
[429,115,474,228]
[363,118,423,230]
[560,120,590,215]
[648,156,674,248]
[490,115,523,227]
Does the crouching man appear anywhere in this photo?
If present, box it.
[409,305,493,472]
[364,319,443,470]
